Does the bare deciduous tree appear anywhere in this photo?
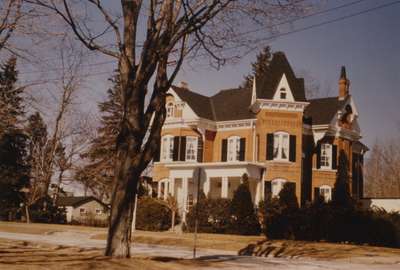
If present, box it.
[27,0,312,257]
[364,139,400,198]
[0,0,23,53]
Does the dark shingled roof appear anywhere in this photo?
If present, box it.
[171,86,215,120]
[56,196,107,208]
[210,88,255,121]
[305,97,347,125]
[255,52,306,102]
[172,86,255,121]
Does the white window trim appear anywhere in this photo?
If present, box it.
[273,131,289,162]
[185,136,198,162]
[271,178,287,198]
[161,135,174,162]
[227,136,241,162]
[320,144,332,170]
[320,185,332,202]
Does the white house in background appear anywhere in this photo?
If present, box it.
[56,196,109,225]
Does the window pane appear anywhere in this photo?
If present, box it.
[281,134,289,159]
[273,134,279,159]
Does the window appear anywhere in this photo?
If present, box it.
[159,179,170,200]
[186,137,198,161]
[271,178,287,197]
[227,136,241,161]
[320,185,332,202]
[80,208,86,215]
[161,135,174,161]
[95,209,102,215]
[280,87,287,99]
[273,132,289,161]
[166,102,174,118]
[320,144,332,169]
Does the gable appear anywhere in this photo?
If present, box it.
[272,74,295,102]
[255,52,306,102]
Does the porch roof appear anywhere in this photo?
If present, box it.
[164,161,265,179]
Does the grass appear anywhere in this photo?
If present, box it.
[0,238,217,270]
[1,221,400,264]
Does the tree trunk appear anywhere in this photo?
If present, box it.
[105,137,139,258]
[25,205,30,224]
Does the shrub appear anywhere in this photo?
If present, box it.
[186,197,232,234]
[136,197,172,231]
[30,196,66,224]
[229,174,261,235]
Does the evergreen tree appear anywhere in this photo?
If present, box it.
[241,46,273,89]
[0,57,29,220]
[229,174,261,235]
[77,74,123,200]
[278,182,299,210]
[24,112,50,221]
[332,150,353,207]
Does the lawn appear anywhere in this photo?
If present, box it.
[0,238,215,270]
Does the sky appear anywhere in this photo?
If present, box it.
[15,0,400,150]
[173,0,400,149]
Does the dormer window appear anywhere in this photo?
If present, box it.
[280,88,287,100]
[166,102,174,118]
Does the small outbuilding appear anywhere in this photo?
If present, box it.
[56,196,109,226]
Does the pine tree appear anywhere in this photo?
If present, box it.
[0,57,29,220]
[332,150,353,207]
[24,111,50,221]
[77,74,123,200]
[241,46,273,89]
[229,174,261,235]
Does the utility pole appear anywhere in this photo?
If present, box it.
[193,167,202,259]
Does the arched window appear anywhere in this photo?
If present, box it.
[166,102,174,118]
[320,185,332,202]
[227,136,241,161]
[273,131,289,161]
[280,87,287,99]
[161,135,174,161]
[271,178,287,197]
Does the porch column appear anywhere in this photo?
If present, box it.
[255,180,262,205]
[157,181,161,198]
[221,177,228,198]
[182,177,188,222]
[203,176,210,197]
[163,182,168,200]
[169,178,175,197]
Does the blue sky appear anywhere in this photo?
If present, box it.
[172,0,400,148]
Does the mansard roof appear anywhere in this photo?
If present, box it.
[172,86,215,120]
[255,52,306,102]
[305,96,347,125]
[172,85,255,121]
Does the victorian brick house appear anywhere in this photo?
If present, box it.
[153,52,367,221]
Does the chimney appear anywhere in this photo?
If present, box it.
[179,81,189,89]
[338,66,350,100]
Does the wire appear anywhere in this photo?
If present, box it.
[17,0,368,76]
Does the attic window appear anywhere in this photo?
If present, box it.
[166,102,174,118]
[280,88,287,99]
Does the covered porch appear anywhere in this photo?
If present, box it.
[158,162,265,221]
